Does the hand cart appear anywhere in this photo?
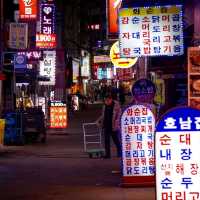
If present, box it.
[82,122,105,158]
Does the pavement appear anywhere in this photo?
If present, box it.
[0,103,155,200]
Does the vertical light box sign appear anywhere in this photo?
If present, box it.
[39,51,56,85]
[106,0,122,39]
[119,5,184,57]
[156,107,200,200]
[19,0,37,20]
[40,4,55,34]
[120,105,155,186]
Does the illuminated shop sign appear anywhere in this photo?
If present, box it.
[156,107,200,200]
[19,0,37,20]
[9,23,28,49]
[14,54,27,69]
[97,67,113,80]
[17,50,43,61]
[110,41,138,68]
[116,67,134,81]
[119,5,184,57]
[36,33,56,49]
[72,59,80,81]
[88,24,100,30]
[120,105,155,185]
[93,55,111,63]
[106,0,122,39]
[132,79,156,104]
[188,47,200,109]
[39,50,56,85]
[50,101,67,129]
[81,56,90,77]
[40,4,55,34]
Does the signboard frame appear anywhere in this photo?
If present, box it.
[120,104,156,187]
[9,23,28,49]
[19,0,37,20]
[49,101,67,129]
[156,106,200,200]
[106,0,122,40]
[119,5,184,57]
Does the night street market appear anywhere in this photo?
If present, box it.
[0,0,200,200]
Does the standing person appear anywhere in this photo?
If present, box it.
[118,83,125,105]
[96,93,121,158]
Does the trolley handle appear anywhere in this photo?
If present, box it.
[83,122,98,126]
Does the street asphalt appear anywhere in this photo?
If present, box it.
[0,103,155,200]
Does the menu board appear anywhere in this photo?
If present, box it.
[119,5,184,57]
[188,47,200,109]
[49,101,67,128]
[120,104,155,186]
[156,107,200,200]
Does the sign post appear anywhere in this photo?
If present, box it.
[156,107,200,199]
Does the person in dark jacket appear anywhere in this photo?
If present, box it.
[96,93,121,158]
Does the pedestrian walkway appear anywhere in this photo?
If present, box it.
[0,104,155,200]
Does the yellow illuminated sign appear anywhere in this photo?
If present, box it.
[110,41,138,68]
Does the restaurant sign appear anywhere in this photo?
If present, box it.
[119,5,184,57]
[110,41,138,68]
[50,101,67,129]
[19,0,37,20]
[36,33,56,49]
[156,107,200,200]
[120,104,155,186]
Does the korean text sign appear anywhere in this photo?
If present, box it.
[36,33,56,49]
[19,0,37,20]
[50,101,67,129]
[132,79,156,104]
[40,4,55,34]
[110,41,138,68]
[39,51,56,85]
[120,105,155,178]
[156,107,200,200]
[9,23,28,49]
[119,5,184,57]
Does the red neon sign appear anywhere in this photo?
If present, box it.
[36,33,56,48]
[107,0,122,39]
[19,0,37,20]
[50,106,67,128]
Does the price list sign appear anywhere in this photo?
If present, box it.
[119,5,184,57]
[50,101,67,129]
[120,105,155,186]
[156,107,200,200]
